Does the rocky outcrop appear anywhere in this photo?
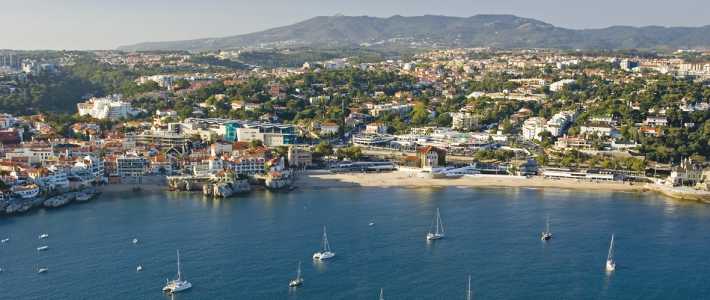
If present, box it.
[203,179,252,198]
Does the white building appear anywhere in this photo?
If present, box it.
[549,79,576,92]
[73,155,105,182]
[522,117,548,141]
[545,111,575,137]
[77,94,138,120]
[451,112,479,131]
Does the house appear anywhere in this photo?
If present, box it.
[522,117,547,140]
[365,122,389,134]
[416,146,446,169]
[319,122,339,136]
[580,123,614,137]
[287,146,312,168]
[644,116,668,127]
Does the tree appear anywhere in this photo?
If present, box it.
[313,141,333,157]
[249,139,264,149]
[336,146,363,161]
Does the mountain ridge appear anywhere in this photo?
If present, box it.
[118,15,710,52]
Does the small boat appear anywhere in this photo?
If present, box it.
[288,261,304,287]
[467,275,472,300]
[37,267,48,274]
[137,265,143,272]
[132,238,139,244]
[162,250,192,293]
[379,288,384,300]
[426,208,445,241]
[541,216,552,241]
[1,238,9,243]
[369,222,375,227]
[606,234,616,272]
[38,234,49,239]
[37,246,49,251]
[312,226,335,261]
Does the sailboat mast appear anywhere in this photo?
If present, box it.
[546,216,550,233]
[176,250,181,280]
[379,288,384,300]
[467,275,472,300]
[607,235,614,260]
[323,226,329,252]
[436,208,441,235]
[297,261,302,280]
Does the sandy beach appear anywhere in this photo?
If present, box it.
[296,170,646,192]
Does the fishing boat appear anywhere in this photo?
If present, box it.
[162,250,192,293]
[541,216,552,241]
[426,208,445,241]
[37,246,49,251]
[606,234,616,272]
[38,233,49,239]
[288,261,304,287]
[312,226,335,261]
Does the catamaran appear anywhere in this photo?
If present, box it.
[313,226,335,260]
[162,250,192,293]
[541,216,552,241]
[426,208,445,240]
[606,235,616,272]
[288,261,304,287]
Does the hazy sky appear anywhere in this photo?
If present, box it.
[2,0,709,50]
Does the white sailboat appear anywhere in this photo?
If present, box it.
[37,245,49,251]
[162,250,192,293]
[467,275,472,300]
[541,216,552,241]
[426,208,445,240]
[289,261,304,287]
[379,288,384,300]
[606,235,616,272]
[38,233,49,239]
[313,226,335,260]
[136,265,143,272]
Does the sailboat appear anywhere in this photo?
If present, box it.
[288,261,304,287]
[606,235,616,272]
[541,216,552,241]
[379,288,384,300]
[426,208,445,240]
[313,226,335,260]
[467,275,472,300]
[162,250,192,293]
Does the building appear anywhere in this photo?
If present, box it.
[115,154,148,177]
[416,146,446,169]
[77,94,138,120]
[287,146,312,168]
[319,122,339,135]
[451,112,479,131]
[580,123,614,137]
[549,79,576,92]
[365,122,389,134]
[619,59,639,71]
[522,117,547,141]
[644,116,669,127]
[545,111,575,137]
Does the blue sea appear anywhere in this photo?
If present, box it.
[1,187,709,299]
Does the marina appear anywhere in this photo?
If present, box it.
[1,188,710,298]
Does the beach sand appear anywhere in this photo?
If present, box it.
[296,170,646,192]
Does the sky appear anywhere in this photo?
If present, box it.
[1,0,709,50]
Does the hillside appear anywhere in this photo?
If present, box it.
[118,15,710,52]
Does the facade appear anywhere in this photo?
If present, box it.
[77,94,137,120]
[451,112,479,131]
[522,117,547,141]
[115,154,148,177]
[416,146,446,169]
[287,146,313,168]
[545,111,575,137]
[549,79,576,92]
[365,122,389,134]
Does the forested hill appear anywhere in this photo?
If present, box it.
[118,14,710,52]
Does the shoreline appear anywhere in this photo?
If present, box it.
[295,170,710,202]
